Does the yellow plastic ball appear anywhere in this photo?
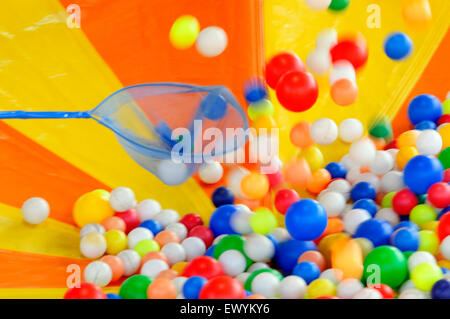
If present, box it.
[307,278,336,299]
[240,172,269,200]
[397,130,420,148]
[301,146,324,171]
[172,261,187,274]
[73,190,114,228]
[411,262,443,291]
[252,115,277,133]
[438,123,450,149]
[418,230,440,254]
[250,207,277,235]
[421,220,439,232]
[169,15,200,49]
[104,230,128,255]
[402,0,432,30]
[247,99,274,121]
[396,146,419,169]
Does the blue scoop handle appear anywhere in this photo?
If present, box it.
[0,111,91,119]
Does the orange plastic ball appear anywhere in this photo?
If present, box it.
[171,261,187,274]
[101,216,126,232]
[298,251,326,272]
[331,79,358,106]
[396,146,419,169]
[154,230,180,247]
[142,251,169,265]
[397,130,420,148]
[402,0,432,30]
[147,278,177,299]
[156,269,178,280]
[284,158,312,188]
[322,217,345,237]
[306,168,331,194]
[100,255,125,282]
[290,122,314,148]
[241,172,269,200]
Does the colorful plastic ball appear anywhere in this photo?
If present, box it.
[250,207,278,235]
[104,230,127,255]
[301,146,324,171]
[310,118,338,145]
[119,274,152,299]
[319,191,346,217]
[308,278,336,299]
[275,239,317,272]
[307,168,332,194]
[402,0,432,30]
[369,283,395,299]
[244,234,275,262]
[248,100,274,122]
[169,15,199,50]
[363,246,408,289]
[418,230,439,254]
[155,209,180,228]
[392,189,418,215]
[438,147,450,169]
[109,187,136,212]
[351,182,376,202]
[438,212,450,241]
[199,93,227,120]
[228,206,252,237]
[284,158,312,188]
[196,26,228,57]
[353,199,377,217]
[218,249,247,277]
[161,243,186,266]
[407,250,436,271]
[408,94,443,125]
[375,207,400,226]
[21,197,49,225]
[431,279,450,299]
[115,209,140,234]
[305,0,332,11]
[106,293,122,299]
[298,251,326,272]
[146,278,177,299]
[410,204,437,228]
[80,232,107,259]
[293,261,320,284]
[349,138,376,165]
[182,237,206,261]
[136,199,161,222]
[134,239,159,258]
[183,256,224,279]
[285,199,328,241]
[384,32,413,61]
[274,189,300,215]
[100,255,125,282]
[188,225,214,248]
[248,270,283,298]
[209,204,238,237]
[336,278,364,299]
[240,172,269,200]
[139,219,163,236]
[370,151,394,175]
[252,115,277,132]
[141,259,169,278]
[439,124,450,149]
[155,230,180,247]
[212,187,235,208]
[275,70,319,112]
[305,48,331,76]
[265,52,305,89]
[177,214,201,232]
[73,190,114,228]
[396,146,419,169]
[316,28,338,50]
[64,282,107,299]
[329,60,356,86]
[325,162,347,179]
[244,78,267,103]
[404,155,444,194]
[165,223,188,241]
[416,120,437,130]
[83,261,112,288]
[198,161,223,184]
[200,275,245,299]
[369,118,393,140]
[343,209,372,235]
[117,249,141,276]
[328,0,350,11]
[411,262,443,291]
[338,118,363,143]
[278,275,307,299]
[394,221,420,232]
[391,227,420,252]
[438,114,450,126]
[80,223,105,238]
[416,129,442,155]
[331,40,368,71]
[428,182,450,208]
[354,219,393,247]
[101,216,126,232]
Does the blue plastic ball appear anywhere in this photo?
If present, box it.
[139,219,163,235]
[403,155,444,194]
[353,199,378,217]
[350,182,376,202]
[354,219,393,247]
[205,244,216,257]
[384,32,413,61]
[285,199,328,241]
[292,261,320,284]
[208,204,238,237]
[274,239,317,273]
[391,227,419,252]
[244,79,268,103]
[431,279,450,299]
[407,94,443,125]
[200,93,228,120]
[183,276,207,299]
[325,162,347,179]
[415,120,437,131]
[212,186,235,207]
[106,293,122,299]
[393,221,420,232]
[245,290,253,297]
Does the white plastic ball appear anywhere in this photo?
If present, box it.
[386,148,400,170]
[343,209,372,235]
[278,275,307,299]
[196,26,228,57]
[84,261,112,287]
[127,227,154,249]
[352,288,383,299]
[349,138,376,165]
[226,166,249,197]
[136,199,161,222]
[416,129,443,155]
[244,234,275,262]
[316,28,337,50]
[319,268,343,285]
[230,208,254,235]
[399,279,417,293]
[181,237,206,261]
[161,242,186,265]
[155,209,180,228]
[218,249,247,277]
[141,259,169,278]
[21,197,50,224]
[319,191,346,217]
[306,49,331,76]
[399,288,428,299]
[173,276,187,293]
[117,249,141,276]
[346,167,363,185]
[310,118,338,145]
[213,234,227,246]
[80,223,105,238]
[339,119,364,143]
[198,161,223,184]
[440,236,450,260]
[157,160,188,186]
[248,262,269,273]
[251,272,280,298]
[337,278,364,299]
[370,151,394,175]
[165,223,188,241]
[235,272,251,285]
[340,154,359,171]
[306,0,332,11]
[269,227,291,243]
[329,60,356,86]
[380,171,404,193]
[80,232,107,259]
[109,187,136,212]
[407,251,436,272]
[327,179,351,200]
[375,207,399,226]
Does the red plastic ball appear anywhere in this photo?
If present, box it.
[437,212,450,241]
[330,40,368,70]
[438,114,450,126]
[266,170,284,189]
[275,71,318,112]
[369,284,394,299]
[265,52,305,89]
[444,169,450,183]
[180,213,203,231]
[199,275,245,299]
[392,189,418,215]
[115,209,140,233]
[274,189,300,215]
[384,139,397,150]
[427,182,450,208]
[182,256,224,279]
[64,283,107,299]
[188,225,214,248]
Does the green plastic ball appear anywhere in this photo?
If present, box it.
[443,99,450,115]
[250,207,277,235]
[247,99,274,121]
[438,147,450,169]
[411,262,443,291]
[363,245,408,289]
[328,0,350,11]
[382,191,396,208]
[410,204,437,228]
[244,268,283,292]
[119,275,152,299]
[418,230,439,254]
[417,194,427,204]
[213,234,252,267]
[134,239,159,257]
[369,118,393,139]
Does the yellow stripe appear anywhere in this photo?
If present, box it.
[0,287,119,299]
[0,0,213,220]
